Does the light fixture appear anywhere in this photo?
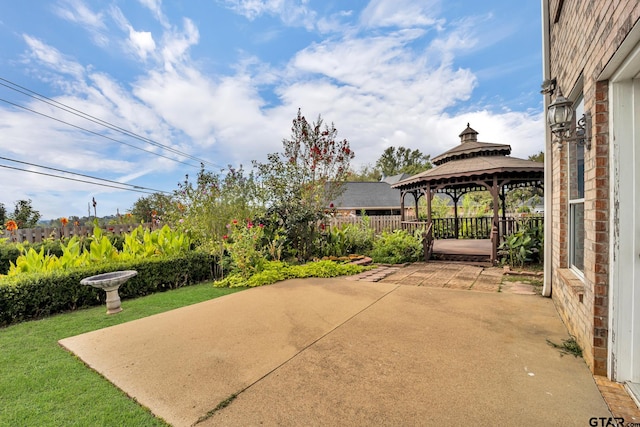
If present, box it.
[546,88,591,150]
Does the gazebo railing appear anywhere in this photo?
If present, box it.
[401,215,543,241]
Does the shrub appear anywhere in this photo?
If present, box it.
[222,219,266,278]
[7,225,191,276]
[318,218,374,257]
[213,260,367,288]
[0,251,216,326]
[370,229,423,264]
[498,221,543,267]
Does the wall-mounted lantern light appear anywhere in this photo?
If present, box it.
[546,87,591,150]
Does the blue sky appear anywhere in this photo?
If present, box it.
[0,0,544,220]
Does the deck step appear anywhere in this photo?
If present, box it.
[432,253,491,263]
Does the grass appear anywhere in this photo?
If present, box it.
[0,283,244,427]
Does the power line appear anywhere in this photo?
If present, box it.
[0,76,221,168]
[0,96,202,168]
[0,164,162,195]
[0,156,172,194]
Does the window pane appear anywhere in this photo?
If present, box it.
[570,202,584,271]
[569,141,585,199]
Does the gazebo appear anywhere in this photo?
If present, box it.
[391,124,544,263]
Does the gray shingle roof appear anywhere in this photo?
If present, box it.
[331,182,415,209]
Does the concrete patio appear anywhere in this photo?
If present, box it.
[58,262,617,426]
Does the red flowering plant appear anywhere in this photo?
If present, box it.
[222,219,266,278]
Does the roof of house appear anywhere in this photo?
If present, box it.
[331,181,415,209]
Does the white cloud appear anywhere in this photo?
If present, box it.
[22,36,86,79]
[360,0,442,29]
[222,0,317,31]
[129,29,156,60]
[53,0,109,46]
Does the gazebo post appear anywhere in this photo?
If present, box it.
[452,192,459,239]
[426,184,432,224]
[400,191,406,222]
[414,190,420,221]
[491,177,500,263]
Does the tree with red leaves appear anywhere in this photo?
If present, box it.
[254,109,354,260]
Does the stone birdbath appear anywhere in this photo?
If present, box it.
[81,270,137,315]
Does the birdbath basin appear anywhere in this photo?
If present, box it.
[81,270,137,314]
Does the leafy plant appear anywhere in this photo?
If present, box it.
[498,221,543,267]
[370,229,423,264]
[546,336,582,358]
[253,109,354,261]
[222,219,267,278]
[7,225,191,276]
[213,260,368,288]
[318,217,374,257]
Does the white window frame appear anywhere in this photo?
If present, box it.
[568,97,585,277]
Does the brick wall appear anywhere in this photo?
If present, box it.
[547,0,640,375]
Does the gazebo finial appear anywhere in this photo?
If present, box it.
[459,123,478,143]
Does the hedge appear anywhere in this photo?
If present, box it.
[0,251,218,326]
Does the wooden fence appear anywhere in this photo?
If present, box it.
[1,223,153,244]
[328,215,402,234]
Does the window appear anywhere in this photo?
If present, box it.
[568,97,585,273]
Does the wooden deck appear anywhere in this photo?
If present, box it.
[431,239,493,262]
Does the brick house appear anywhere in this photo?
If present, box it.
[542,1,640,400]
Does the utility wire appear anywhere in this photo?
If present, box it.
[0,77,221,168]
[0,96,202,168]
[0,164,160,195]
[0,156,172,194]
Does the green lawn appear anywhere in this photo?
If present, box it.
[0,283,244,427]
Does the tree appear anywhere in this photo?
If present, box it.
[0,203,5,228]
[376,146,432,177]
[348,163,381,182]
[129,192,175,224]
[171,164,262,251]
[10,199,41,228]
[529,151,544,162]
[254,109,354,260]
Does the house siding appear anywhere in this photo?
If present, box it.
[547,0,640,376]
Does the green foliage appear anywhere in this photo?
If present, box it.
[129,192,175,224]
[546,336,582,358]
[7,225,191,276]
[370,229,424,264]
[9,199,41,229]
[376,146,432,177]
[213,260,367,288]
[222,219,267,278]
[318,217,374,257]
[498,221,544,267]
[172,165,262,252]
[0,251,216,326]
[253,109,354,262]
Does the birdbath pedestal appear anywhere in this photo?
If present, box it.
[81,270,137,314]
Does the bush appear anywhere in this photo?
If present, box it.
[498,222,543,268]
[0,251,216,326]
[370,229,423,264]
[213,260,367,288]
[318,219,374,257]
